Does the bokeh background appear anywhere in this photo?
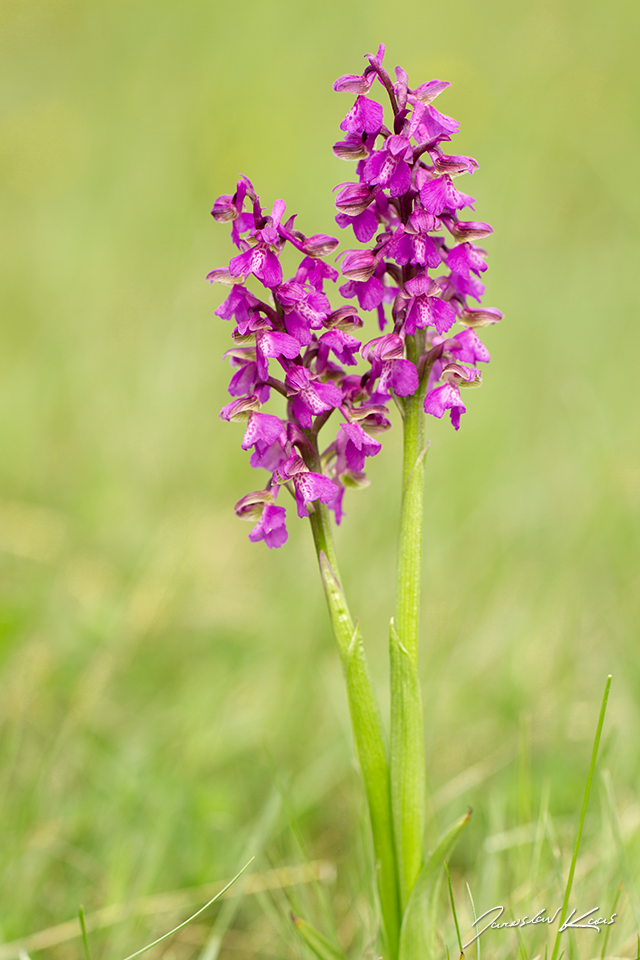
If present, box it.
[1,0,639,957]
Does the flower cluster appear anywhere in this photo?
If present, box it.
[208,46,501,547]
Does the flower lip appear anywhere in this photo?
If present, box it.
[424,381,466,430]
[248,502,288,549]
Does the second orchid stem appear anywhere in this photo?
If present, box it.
[392,331,428,911]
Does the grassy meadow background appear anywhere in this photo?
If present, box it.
[1,0,639,956]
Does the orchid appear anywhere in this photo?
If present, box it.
[207,45,502,960]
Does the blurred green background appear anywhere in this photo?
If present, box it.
[1,0,639,956]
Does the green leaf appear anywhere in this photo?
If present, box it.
[398,810,472,960]
[317,551,400,958]
[390,619,425,910]
[291,914,346,960]
[345,619,401,958]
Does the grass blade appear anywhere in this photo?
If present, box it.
[465,882,479,960]
[444,861,463,956]
[197,790,280,960]
[601,770,640,930]
[399,810,472,960]
[291,914,346,960]
[600,882,622,960]
[549,675,612,960]
[78,907,91,960]
[118,858,253,960]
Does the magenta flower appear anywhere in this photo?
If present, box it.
[362,334,419,397]
[241,412,285,452]
[340,95,384,137]
[424,382,466,430]
[335,421,382,474]
[254,329,301,380]
[248,504,288,548]
[284,364,343,429]
[340,273,385,312]
[404,276,457,336]
[317,329,361,366]
[276,281,332,345]
[420,175,475,217]
[278,455,339,518]
[446,242,488,278]
[363,135,413,197]
[229,244,283,288]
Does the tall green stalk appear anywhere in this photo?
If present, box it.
[308,329,430,951]
[391,332,428,910]
[309,505,401,959]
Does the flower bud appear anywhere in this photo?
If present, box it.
[325,306,363,330]
[458,307,503,328]
[442,362,483,388]
[338,248,377,282]
[231,330,256,346]
[334,183,375,217]
[333,136,370,161]
[234,490,275,521]
[434,155,479,177]
[449,220,493,242]
[362,333,404,362]
[206,267,241,285]
[303,234,340,258]
[211,195,239,222]
[333,71,375,94]
[340,470,371,489]
[348,405,392,433]
[223,345,257,364]
[412,79,451,104]
[219,395,262,422]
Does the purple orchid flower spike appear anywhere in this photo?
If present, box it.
[208,49,501,546]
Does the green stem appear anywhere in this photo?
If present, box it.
[391,332,428,910]
[395,334,427,662]
[309,504,401,959]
